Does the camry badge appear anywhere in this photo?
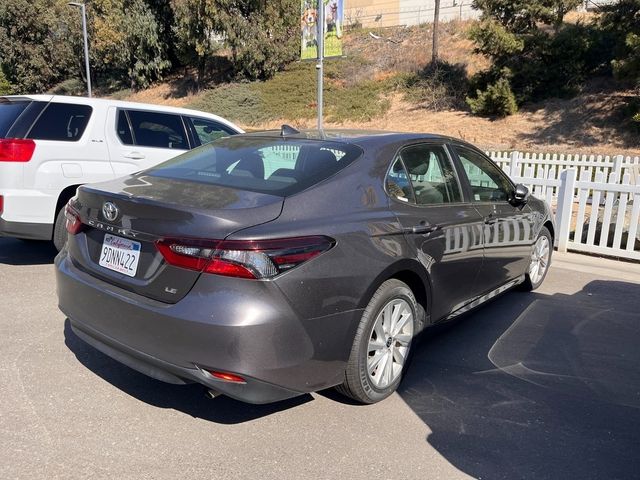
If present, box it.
[102,202,119,222]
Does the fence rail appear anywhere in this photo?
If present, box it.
[494,151,640,261]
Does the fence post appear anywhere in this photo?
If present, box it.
[555,168,577,252]
[613,155,624,181]
[509,151,520,178]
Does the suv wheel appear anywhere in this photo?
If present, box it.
[53,207,68,252]
[336,279,417,404]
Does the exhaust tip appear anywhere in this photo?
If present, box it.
[205,389,222,400]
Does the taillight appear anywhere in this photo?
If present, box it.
[156,236,335,279]
[0,139,36,162]
[208,371,246,383]
[65,203,84,235]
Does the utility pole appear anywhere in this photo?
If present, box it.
[432,0,441,64]
[316,0,324,130]
[68,2,92,97]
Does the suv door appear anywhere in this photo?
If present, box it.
[452,144,533,292]
[106,107,190,176]
[387,143,485,322]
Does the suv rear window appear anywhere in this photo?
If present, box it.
[146,136,363,196]
[0,99,31,137]
[27,103,92,141]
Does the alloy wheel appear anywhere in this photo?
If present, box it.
[367,298,413,389]
[529,234,550,285]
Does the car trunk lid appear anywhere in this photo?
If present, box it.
[67,173,284,303]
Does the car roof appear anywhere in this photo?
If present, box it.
[243,128,482,152]
[1,94,243,131]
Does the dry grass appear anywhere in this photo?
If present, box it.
[112,21,640,156]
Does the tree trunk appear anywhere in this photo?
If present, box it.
[432,0,441,64]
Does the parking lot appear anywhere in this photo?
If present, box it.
[1,237,639,480]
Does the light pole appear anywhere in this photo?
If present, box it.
[68,2,92,97]
[316,0,324,130]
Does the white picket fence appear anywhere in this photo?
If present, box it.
[487,151,640,261]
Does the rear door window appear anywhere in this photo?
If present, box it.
[187,117,235,146]
[27,102,92,141]
[147,136,362,196]
[126,110,188,150]
[116,110,134,145]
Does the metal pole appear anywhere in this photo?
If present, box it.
[316,0,324,130]
[80,4,92,97]
[432,0,440,63]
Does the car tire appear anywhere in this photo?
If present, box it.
[336,279,418,404]
[53,207,68,252]
[521,226,552,291]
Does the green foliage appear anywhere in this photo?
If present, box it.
[599,1,640,84]
[215,0,300,80]
[473,0,581,33]
[91,0,170,90]
[171,0,221,80]
[469,0,597,116]
[123,0,171,89]
[48,78,86,95]
[0,0,81,93]
[469,20,524,57]
[466,76,518,117]
[0,69,12,95]
[188,61,392,125]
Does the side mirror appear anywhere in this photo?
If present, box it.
[512,183,529,205]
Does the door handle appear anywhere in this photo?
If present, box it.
[404,224,441,235]
[124,151,146,160]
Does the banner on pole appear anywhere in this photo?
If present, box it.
[300,0,343,60]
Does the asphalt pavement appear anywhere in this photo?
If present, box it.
[1,237,638,480]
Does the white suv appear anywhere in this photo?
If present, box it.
[0,95,242,250]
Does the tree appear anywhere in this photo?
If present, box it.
[90,0,170,90]
[210,0,300,80]
[467,0,587,116]
[0,0,81,93]
[599,0,640,84]
[172,0,222,83]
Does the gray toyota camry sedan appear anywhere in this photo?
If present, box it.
[55,128,554,404]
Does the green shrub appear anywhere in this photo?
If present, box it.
[466,77,518,117]
[48,78,86,96]
[189,82,268,125]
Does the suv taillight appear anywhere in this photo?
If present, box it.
[156,236,335,279]
[0,139,35,162]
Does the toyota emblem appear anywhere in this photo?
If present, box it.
[102,202,119,222]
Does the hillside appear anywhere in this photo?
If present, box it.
[120,22,640,156]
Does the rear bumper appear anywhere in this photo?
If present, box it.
[0,217,52,240]
[55,251,362,404]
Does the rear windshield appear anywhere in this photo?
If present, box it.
[0,99,30,137]
[146,136,363,196]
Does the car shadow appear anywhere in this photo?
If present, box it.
[63,319,313,424]
[397,280,640,480]
[0,237,57,265]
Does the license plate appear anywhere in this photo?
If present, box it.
[98,234,141,277]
